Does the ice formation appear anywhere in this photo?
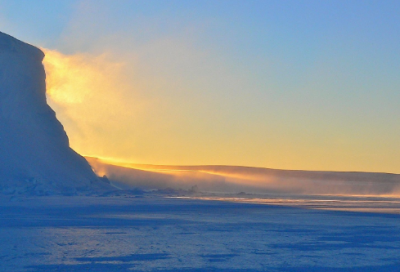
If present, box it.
[0,32,102,194]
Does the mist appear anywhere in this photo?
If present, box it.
[86,157,400,197]
[43,48,153,160]
[43,47,400,198]
[36,0,400,173]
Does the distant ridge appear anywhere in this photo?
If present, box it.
[86,157,400,196]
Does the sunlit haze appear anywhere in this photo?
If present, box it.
[1,0,400,173]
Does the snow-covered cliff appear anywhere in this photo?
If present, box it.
[0,31,102,194]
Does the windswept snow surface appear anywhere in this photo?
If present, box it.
[1,195,400,272]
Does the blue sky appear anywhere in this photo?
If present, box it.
[1,0,399,172]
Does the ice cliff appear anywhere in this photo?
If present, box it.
[0,32,103,195]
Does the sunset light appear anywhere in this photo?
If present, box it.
[2,1,400,270]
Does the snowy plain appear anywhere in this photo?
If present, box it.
[1,193,400,272]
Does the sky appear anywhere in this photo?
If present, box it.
[0,0,399,173]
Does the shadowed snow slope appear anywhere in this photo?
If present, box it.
[0,32,101,194]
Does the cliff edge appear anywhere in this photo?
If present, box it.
[0,32,105,195]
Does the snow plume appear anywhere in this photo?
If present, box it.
[86,157,232,192]
[42,49,148,160]
[86,157,400,197]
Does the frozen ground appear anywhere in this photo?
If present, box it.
[1,194,400,271]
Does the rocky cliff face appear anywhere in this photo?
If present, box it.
[0,31,102,194]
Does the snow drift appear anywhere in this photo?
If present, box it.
[0,32,103,194]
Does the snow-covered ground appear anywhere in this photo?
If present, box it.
[1,194,400,271]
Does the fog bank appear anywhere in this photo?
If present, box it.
[87,157,400,196]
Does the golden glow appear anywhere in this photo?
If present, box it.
[87,156,275,185]
[43,48,121,103]
[86,157,400,197]
[42,48,149,160]
[41,48,400,174]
